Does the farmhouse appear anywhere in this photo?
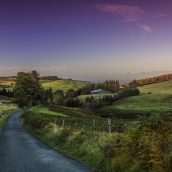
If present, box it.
[90,89,110,94]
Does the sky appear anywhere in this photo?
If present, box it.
[0,0,172,81]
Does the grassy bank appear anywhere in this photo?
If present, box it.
[22,107,121,170]
[22,106,172,171]
[0,104,17,133]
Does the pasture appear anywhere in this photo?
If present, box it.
[42,79,90,92]
[102,80,172,117]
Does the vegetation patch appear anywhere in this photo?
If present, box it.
[0,104,17,133]
[22,110,116,170]
[42,80,90,92]
[22,109,172,172]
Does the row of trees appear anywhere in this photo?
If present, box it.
[129,74,172,87]
[0,88,13,97]
[53,87,140,109]
[83,88,140,110]
[63,80,121,98]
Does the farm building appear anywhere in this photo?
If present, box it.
[90,89,110,94]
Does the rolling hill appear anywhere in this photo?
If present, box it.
[42,79,90,92]
[102,80,172,118]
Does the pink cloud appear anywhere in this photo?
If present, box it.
[96,4,144,22]
[96,4,152,33]
[137,23,152,33]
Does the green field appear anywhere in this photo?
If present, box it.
[102,80,172,116]
[78,93,114,101]
[42,79,90,91]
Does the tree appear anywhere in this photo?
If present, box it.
[44,87,53,104]
[65,89,76,98]
[54,95,64,105]
[14,71,44,107]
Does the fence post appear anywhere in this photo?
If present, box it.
[55,119,57,124]
[93,120,95,132]
[108,118,111,134]
[62,120,65,128]
[75,122,78,129]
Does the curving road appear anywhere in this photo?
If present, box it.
[0,112,91,172]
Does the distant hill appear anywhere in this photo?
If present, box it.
[129,73,172,87]
[0,76,90,91]
[0,76,16,87]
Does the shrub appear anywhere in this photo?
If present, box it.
[64,98,81,107]
[117,88,140,99]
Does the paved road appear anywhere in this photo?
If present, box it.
[0,112,91,172]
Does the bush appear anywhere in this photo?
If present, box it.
[64,98,81,107]
[53,95,64,105]
[101,114,172,172]
[117,88,140,99]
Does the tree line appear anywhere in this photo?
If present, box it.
[129,73,172,87]
[9,71,140,110]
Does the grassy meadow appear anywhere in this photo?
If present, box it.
[102,80,172,117]
[42,79,90,92]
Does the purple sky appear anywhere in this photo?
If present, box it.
[0,0,172,81]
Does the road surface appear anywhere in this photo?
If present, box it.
[0,112,91,172]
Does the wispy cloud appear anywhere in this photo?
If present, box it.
[137,22,152,33]
[96,4,152,33]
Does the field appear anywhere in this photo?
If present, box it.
[0,77,15,87]
[78,93,114,101]
[42,79,90,91]
[102,80,172,117]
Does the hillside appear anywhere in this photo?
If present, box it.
[102,80,172,118]
[42,79,90,91]
[0,76,90,92]
[0,77,16,87]
[129,73,172,86]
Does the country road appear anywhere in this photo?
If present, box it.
[0,112,91,172]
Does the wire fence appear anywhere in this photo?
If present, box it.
[53,118,130,133]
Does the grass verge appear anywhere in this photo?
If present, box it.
[0,104,17,133]
[22,106,172,172]
[22,107,118,171]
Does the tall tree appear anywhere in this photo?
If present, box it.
[14,71,44,107]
